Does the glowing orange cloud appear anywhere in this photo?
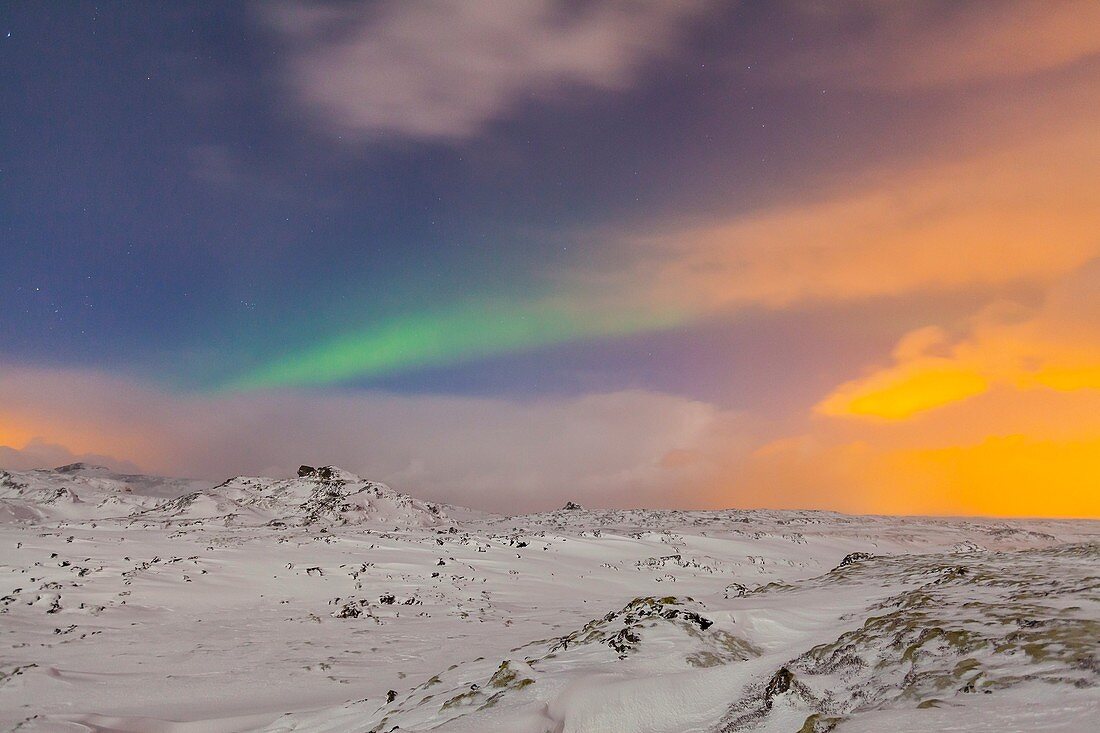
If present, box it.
[817,362,989,421]
[816,263,1100,420]
[887,434,1100,518]
[751,260,1100,518]
[0,411,152,468]
[739,422,1100,519]
[602,110,1100,317]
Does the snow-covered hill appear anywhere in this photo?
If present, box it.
[132,465,453,528]
[0,464,455,530]
[0,464,1096,732]
[0,463,208,524]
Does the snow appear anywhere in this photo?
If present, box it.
[1,465,1096,732]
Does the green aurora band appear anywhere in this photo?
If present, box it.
[225,299,687,390]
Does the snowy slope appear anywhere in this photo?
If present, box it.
[0,463,209,525]
[0,465,1096,732]
[131,465,452,528]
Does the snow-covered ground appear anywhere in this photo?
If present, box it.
[1,464,1097,732]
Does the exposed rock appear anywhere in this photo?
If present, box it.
[724,582,748,599]
[797,713,842,733]
[763,666,793,708]
[54,462,109,473]
[836,552,873,569]
[332,601,362,619]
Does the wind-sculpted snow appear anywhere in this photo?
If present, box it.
[0,465,1096,732]
[718,544,1100,731]
[353,596,760,732]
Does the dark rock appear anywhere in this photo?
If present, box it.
[724,582,748,599]
[333,602,361,618]
[608,627,641,656]
[561,501,584,511]
[297,465,316,478]
[55,463,89,472]
[837,552,873,569]
[764,667,793,708]
[679,610,714,630]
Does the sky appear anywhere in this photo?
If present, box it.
[2,1,1098,517]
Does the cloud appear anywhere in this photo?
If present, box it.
[730,261,1100,518]
[815,326,992,420]
[816,260,1100,420]
[777,0,1100,89]
[214,0,1099,395]
[4,361,1097,517]
[230,79,1097,389]
[587,89,1100,315]
[741,412,1100,518]
[263,0,704,141]
[0,438,140,474]
[225,116,1100,391]
[0,366,749,513]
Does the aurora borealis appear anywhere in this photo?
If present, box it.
[228,297,686,390]
[2,1,1099,517]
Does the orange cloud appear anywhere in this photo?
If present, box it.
[736,379,1100,518]
[563,29,1100,324]
[0,411,134,462]
[0,438,140,474]
[781,0,1100,89]
[738,261,1100,518]
[817,262,1100,420]
[887,434,1100,518]
[607,119,1100,314]
[739,421,1100,518]
[816,361,988,420]
[0,366,755,513]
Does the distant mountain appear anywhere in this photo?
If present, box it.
[0,463,209,524]
[130,465,453,528]
[1,463,458,529]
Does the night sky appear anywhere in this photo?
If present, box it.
[2,1,1098,516]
